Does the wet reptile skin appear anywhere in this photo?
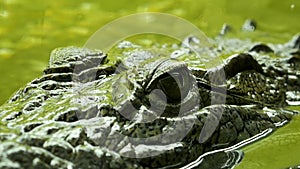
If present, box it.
[0,32,300,168]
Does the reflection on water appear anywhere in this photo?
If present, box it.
[0,0,300,168]
[236,108,300,169]
[180,150,243,169]
[182,129,273,169]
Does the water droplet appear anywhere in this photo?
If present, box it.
[291,4,295,10]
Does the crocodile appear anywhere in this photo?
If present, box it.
[0,28,300,168]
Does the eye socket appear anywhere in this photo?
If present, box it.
[152,67,192,104]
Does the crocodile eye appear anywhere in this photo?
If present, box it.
[154,67,192,103]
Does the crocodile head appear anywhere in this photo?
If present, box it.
[0,33,299,168]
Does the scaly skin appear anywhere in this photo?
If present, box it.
[0,33,299,168]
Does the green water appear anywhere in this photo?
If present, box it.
[1,0,300,168]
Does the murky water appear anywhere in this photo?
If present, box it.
[0,0,300,168]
